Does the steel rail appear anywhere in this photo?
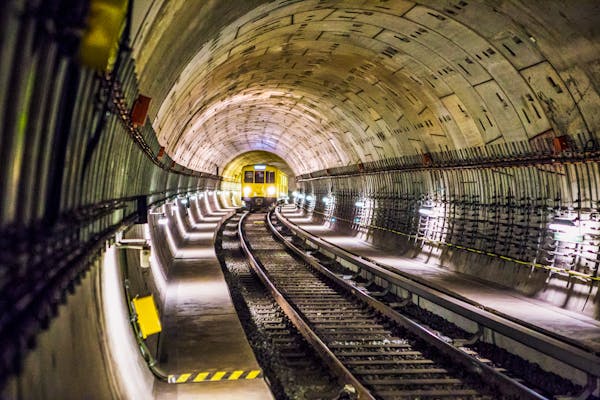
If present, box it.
[267,211,548,400]
[237,212,376,400]
[275,207,600,379]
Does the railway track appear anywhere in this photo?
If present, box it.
[217,214,340,400]
[238,211,550,400]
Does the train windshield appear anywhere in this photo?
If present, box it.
[266,171,275,183]
[255,171,265,183]
[244,171,254,183]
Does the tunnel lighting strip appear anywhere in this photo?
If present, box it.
[300,206,600,283]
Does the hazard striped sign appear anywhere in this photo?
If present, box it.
[168,369,262,383]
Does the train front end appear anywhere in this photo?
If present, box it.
[241,164,288,211]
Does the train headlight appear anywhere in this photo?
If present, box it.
[267,186,276,196]
[243,186,252,196]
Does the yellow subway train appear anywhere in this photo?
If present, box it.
[241,164,288,211]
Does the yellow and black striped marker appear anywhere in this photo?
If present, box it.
[168,370,262,383]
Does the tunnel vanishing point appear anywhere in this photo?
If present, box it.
[1,0,600,399]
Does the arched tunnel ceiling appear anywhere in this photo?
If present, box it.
[133,0,600,177]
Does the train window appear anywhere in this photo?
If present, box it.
[255,171,265,183]
[266,171,275,183]
[244,171,254,183]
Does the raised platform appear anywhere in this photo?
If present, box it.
[152,194,273,399]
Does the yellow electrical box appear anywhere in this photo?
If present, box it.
[132,295,162,339]
[79,0,128,71]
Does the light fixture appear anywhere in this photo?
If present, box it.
[157,217,168,225]
[297,193,305,200]
[355,201,365,208]
[254,164,266,170]
[306,195,314,202]
[267,186,276,196]
[180,198,188,205]
[548,217,577,232]
[292,191,298,197]
[549,217,583,243]
[419,205,437,217]
[323,196,331,204]
[243,186,251,196]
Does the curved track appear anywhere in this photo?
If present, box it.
[238,212,539,400]
[218,213,341,400]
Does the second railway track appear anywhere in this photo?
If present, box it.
[238,211,550,400]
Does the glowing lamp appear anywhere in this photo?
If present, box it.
[157,217,169,225]
[243,187,252,196]
[267,186,276,196]
[306,195,314,201]
[548,218,577,232]
[419,206,436,217]
[549,218,583,243]
[355,201,365,208]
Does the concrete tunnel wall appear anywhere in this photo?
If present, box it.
[1,0,600,398]
[294,159,600,317]
[0,0,224,397]
[133,0,600,318]
[1,249,155,400]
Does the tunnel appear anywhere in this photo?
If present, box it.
[1,0,600,398]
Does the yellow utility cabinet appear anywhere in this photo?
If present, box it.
[132,295,162,339]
